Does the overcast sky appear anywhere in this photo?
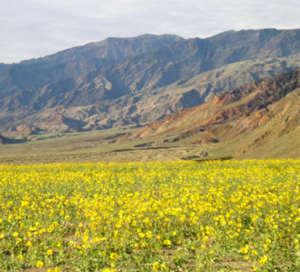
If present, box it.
[1,0,300,64]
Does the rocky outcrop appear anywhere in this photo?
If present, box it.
[5,125,40,136]
[39,113,86,132]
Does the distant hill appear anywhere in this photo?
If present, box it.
[120,68,300,159]
[2,29,300,134]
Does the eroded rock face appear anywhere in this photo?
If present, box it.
[120,69,300,151]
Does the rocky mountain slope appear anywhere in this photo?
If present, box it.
[79,29,300,99]
[2,55,300,134]
[120,68,300,158]
[2,29,300,134]
[0,34,183,100]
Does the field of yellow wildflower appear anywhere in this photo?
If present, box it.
[1,160,300,271]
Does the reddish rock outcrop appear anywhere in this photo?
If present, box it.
[39,113,84,132]
[120,69,300,150]
[5,125,39,136]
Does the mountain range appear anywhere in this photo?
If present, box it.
[1,28,300,159]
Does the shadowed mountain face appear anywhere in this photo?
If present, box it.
[0,63,7,71]
[0,34,183,99]
[121,69,300,158]
[0,134,14,144]
[2,29,300,134]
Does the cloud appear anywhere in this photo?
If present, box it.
[1,0,300,63]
